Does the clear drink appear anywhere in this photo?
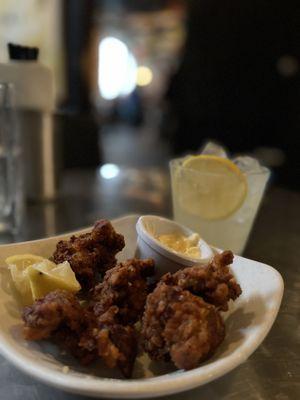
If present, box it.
[0,83,23,234]
[170,150,270,254]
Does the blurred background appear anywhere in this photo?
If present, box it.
[0,0,299,238]
[1,4,300,398]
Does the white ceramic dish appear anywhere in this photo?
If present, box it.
[136,215,214,277]
[0,215,284,399]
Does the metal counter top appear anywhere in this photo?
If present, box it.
[0,168,299,400]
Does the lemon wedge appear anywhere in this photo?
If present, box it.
[5,254,81,303]
[5,254,45,269]
[5,254,46,304]
[27,260,81,300]
[178,155,248,220]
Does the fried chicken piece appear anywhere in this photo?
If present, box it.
[23,290,98,363]
[92,258,155,324]
[161,250,241,311]
[22,290,137,377]
[22,290,83,340]
[54,326,97,365]
[52,220,125,289]
[141,283,225,369]
[80,306,138,378]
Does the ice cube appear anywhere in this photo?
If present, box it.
[200,141,228,158]
[233,156,262,173]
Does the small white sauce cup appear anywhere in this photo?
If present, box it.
[136,215,214,277]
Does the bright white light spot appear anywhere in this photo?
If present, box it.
[136,66,153,86]
[122,54,137,96]
[99,163,120,179]
[98,37,137,100]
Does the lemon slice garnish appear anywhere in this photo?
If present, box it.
[5,254,46,304]
[5,254,45,269]
[27,260,81,300]
[5,254,81,303]
[177,155,248,220]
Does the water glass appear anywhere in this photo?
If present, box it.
[0,83,23,235]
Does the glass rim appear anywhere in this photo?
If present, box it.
[169,158,271,177]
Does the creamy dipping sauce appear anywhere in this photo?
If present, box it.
[157,232,201,258]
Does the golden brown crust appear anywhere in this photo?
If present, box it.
[91,258,155,324]
[51,220,125,289]
[141,283,225,369]
[22,290,83,340]
[161,250,241,311]
[77,305,138,378]
[22,290,137,378]
[22,241,241,377]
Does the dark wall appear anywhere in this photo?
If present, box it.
[166,0,300,186]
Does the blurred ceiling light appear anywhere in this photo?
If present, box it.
[98,37,137,100]
[99,163,120,179]
[136,66,153,86]
[122,53,137,96]
[276,55,299,77]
